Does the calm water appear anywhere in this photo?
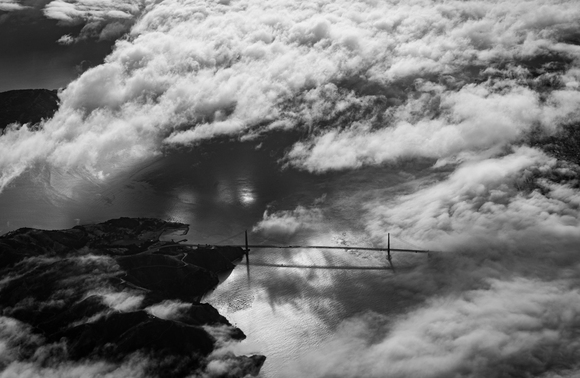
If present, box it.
[0,133,430,377]
[1,133,331,237]
[206,248,426,377]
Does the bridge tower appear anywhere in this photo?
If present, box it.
[245,230,250,265]
[387,233,394,270]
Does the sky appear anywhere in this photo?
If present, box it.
[1,0,580,377]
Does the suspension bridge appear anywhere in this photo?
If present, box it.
[171,231,435,271]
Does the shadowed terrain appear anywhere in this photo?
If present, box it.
[0,89,59,130]
[0,217,264,377]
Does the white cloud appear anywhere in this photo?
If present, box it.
[0,317,37,367]
[96,291,144,312]
[286,83,580,172]
[43,0,143,23]
[0,354,150,378]
[289,278,580,378]
[146,300,190,320]
[0,0,579,191]
[0,0,27,12]
[43,0,151,40]
[253,206,324,239]
[363,146,580,251]
[56,33,74,45]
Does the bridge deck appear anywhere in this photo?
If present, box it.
[180,243,431,254]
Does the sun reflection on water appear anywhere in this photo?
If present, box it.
[239,184,256,206]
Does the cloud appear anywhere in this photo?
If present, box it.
[1,0,579,192]
[43,0,141,23]
[145,300,190,320]
[0,0,28,12]
[0,317,39,368]
[56,33,74,44]
[289,278,580,378]
[94,291,144,312]
[43,0,151,41]
[362,146,580,251]
[286,83,580,172]
[253,206,324,239]
[0,353,150,378]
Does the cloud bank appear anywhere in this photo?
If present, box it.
[1,0,580,192]
[365,146,580,248]
[292,278,580,378]
[287,84,580,172]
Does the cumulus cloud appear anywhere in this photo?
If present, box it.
[1,0,580,192]
[253,206,324,239]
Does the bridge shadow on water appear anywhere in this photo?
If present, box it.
[247,262,393,271]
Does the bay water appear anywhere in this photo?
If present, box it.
[0,133,430,377]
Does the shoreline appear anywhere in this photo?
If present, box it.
[0,217,265,377]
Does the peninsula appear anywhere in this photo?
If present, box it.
[0,217,265,377]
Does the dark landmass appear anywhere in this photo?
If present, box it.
[0,89,59,130]
[0,217,264,377]
[530,122,580,166]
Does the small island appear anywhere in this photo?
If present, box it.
[0,217,265,377]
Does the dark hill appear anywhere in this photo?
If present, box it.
[0,218,264,377]
[0,89,59,130]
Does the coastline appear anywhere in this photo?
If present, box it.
[0,217,265,377]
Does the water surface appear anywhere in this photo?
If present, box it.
[0,133,431,377]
